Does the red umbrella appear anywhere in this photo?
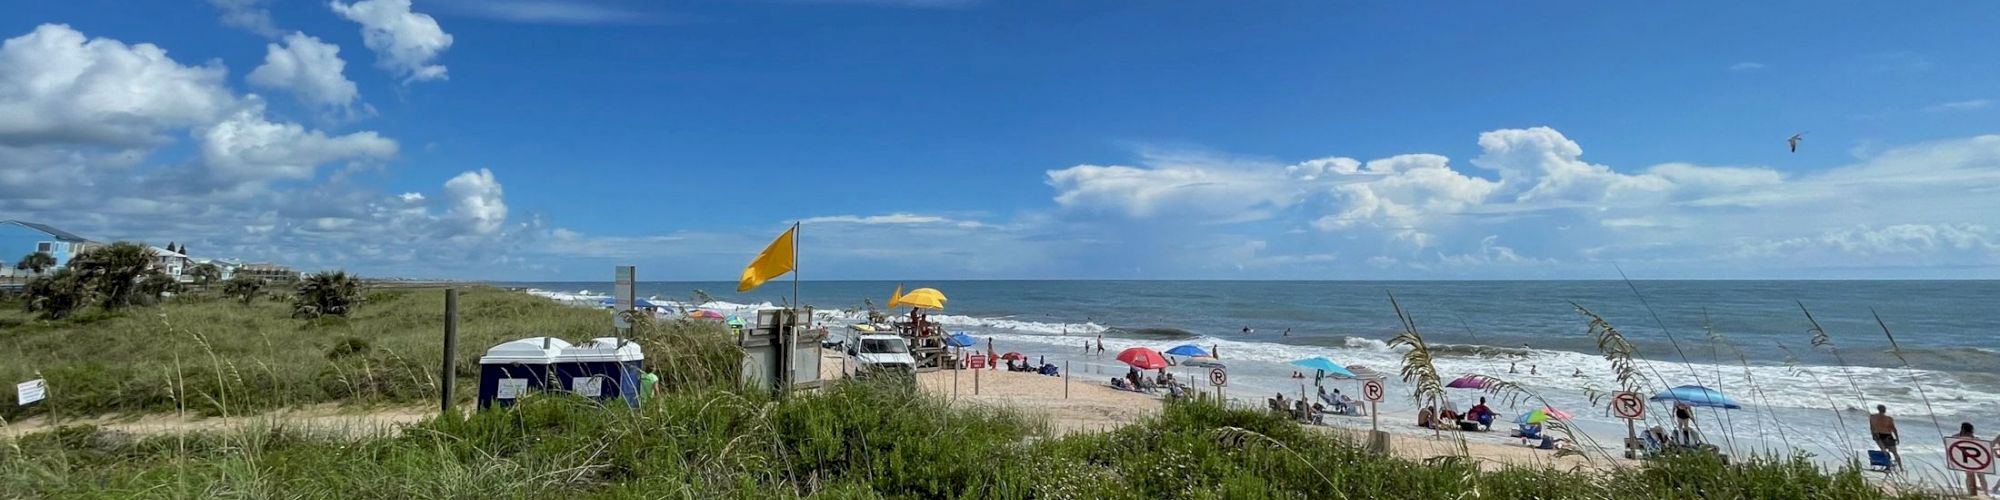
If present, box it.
[1116,347,1169,370]
[1001,352,1026,361]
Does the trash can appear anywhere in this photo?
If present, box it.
[553,337,645,408]
[477,337,571,409]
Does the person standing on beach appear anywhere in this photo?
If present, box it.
[1869,405,1901,467]
[1095,337,1104,354]
[1673,400,1695,443]
[1954,422,1987,496]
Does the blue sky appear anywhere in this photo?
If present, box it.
[2,0,1998,280]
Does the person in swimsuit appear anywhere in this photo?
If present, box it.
[1673,401,1695,444]
[1868,405,1901,468]
[1954,422,1987,497]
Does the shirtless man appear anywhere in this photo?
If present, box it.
[1869,405,1901,468]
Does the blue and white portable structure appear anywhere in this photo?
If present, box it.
[552,337,646,408]
[476,337,571,408]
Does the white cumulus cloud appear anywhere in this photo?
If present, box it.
[443,168,507,235]
[248,32,360,111]
[209,0,284,37]
[330,0,453,83]
[199,102,398,183]
[0,24,237,146]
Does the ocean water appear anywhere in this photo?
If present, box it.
[503,280,1999,476]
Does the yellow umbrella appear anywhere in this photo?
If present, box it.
[897,287,947,309]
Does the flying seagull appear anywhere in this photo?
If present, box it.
[1787,133,1804,153]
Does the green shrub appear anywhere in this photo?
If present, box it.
[293,271,363,319]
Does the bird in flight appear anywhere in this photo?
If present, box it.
[1787,133,1805,153]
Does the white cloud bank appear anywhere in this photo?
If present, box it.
[0,24,519,278]
[1043,126,2000,277]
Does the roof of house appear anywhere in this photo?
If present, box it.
[1,220,95,243]
[150,246,189,258]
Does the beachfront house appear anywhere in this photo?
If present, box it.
[151,246,193,281]
[198,258,243,281]
[237,262,299,282]
[0,220,103,272]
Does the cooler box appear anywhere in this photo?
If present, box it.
[477,337,570,409]
[553,337,645,408]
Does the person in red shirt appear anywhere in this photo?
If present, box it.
[1468,397,1495,430]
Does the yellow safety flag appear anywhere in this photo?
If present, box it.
[888,283,905,309]
[736,225,797,292]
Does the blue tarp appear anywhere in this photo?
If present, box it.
[1650,385,1742,409]
[946,332,977,348]
[598,297,662,308]
[1165,344,1210,357]
[1289,357,1357,378]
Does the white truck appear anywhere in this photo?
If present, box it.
[845,334,917,379]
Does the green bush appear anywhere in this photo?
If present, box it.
[293,271,362,319]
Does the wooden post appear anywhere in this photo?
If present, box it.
[974,361,981,395]
[440,288,458,416]
[1063,361,1070,399]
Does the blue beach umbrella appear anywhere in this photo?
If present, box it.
[1289,357,1357,378]
[1650,385,1742,409]
[1165,344,1210,357]
[946,332,977,348]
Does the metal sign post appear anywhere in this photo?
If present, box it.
[440,288,458,415]
[613,266,635,344]
[1610,391,1646,458]
[1362,378,1388,452]
[1363,379,1385,430]
[1209,367,1228,404]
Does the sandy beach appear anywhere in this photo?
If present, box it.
[818,349,1628,472]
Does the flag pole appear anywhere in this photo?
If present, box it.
[788,222,800,396]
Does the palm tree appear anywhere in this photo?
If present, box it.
[68,241,154,310]
[189,263,222,288]
[223,274,266,305]
[24,268,89,320]
[15,252,56,273]
[138,269,182,302]
[293,271,362,318]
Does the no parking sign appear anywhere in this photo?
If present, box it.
[1947,437,1997,475]
[1362,379,1385,403]
[1610,391,1645,420]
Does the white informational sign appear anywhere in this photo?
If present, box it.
[16,379,46,405]
[1946,437,1997,474]
[613,266,636,329]
[496,378,528,399]
[572,376,603,398]
[1208,367,1228,387]
[1362,379,1385,403]
[1610,391,1646,420]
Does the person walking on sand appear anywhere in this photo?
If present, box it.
[1869,405,1901,468]
[1954,422,1987,496]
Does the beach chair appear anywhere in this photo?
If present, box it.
[1866,450,1894,472]
[1639,431,1667,459]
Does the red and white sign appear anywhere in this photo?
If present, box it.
[1362,379,1385,403]
[1946,437,1996,474]
[1610,391,1646,420]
